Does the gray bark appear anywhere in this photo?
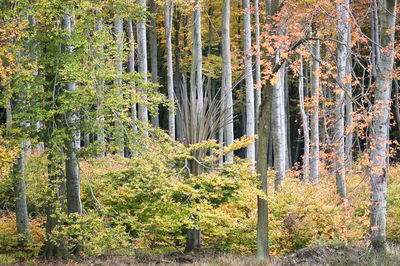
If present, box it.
[149,0,159,127]
[272,62,287,190]
[334,0,349,199]
[345,29,353,171]
[165,0,175,140]
[137,0,149,129]
[63,11,82,216]
[369,0,397,253]
[185,0,203,252]
[243,0,255,165]
[7,100,30,240]
[127,19,138,138]
[114,11,125,156]
[299,56,310,181]
[222,0,234,163]
[254,0,261,151]
[310,37,320,184]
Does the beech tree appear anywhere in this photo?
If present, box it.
[369,0,397,253]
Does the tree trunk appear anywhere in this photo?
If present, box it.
[165,0,175,140]
[345,31,353,171]
[243,0,255,166]
[114,11,125,156]
[254,0,261,154]
[6,100,30,241]
[185,0,203,253]
[222,0,234,163]
[310,36,320,184]
[272,64,287,190]
[334,0,349,199]
[369,0,397,253]
[299,56,310,181]
[63,11,82,216]
[137,0,149,131]
[127,19,138,140]
[44,145,67,259]
[149,0,159,127]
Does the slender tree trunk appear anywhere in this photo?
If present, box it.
[299,56,310,181]
[63,11,82,216]
[334,0,349,199]
[272,64,287,190]
[165,0,175,140]
[185,0,202,253]
[114,11,125,156]
[222,0,234,163]
[7,100,30,240]
[243,0,255,165]
[127,19,138,140]
[174,10,184,142]
[310,37,320,184]
[369,0,397,253]
[94,17,106,157]
[254,0,261,153]
[149,0,159,127]
[44,145,67,258]
[345,30,353,171]
[137,0,149,131]
[256,0,279,258]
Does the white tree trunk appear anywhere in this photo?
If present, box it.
[114,11,124,156]
[272,62,287,190]
[310,37,320,184]
[165,0,175,140]
[222,0,234,163]
[370,0,397,253]
[254,0,261,146]
[298,56,310,181]
[243,0,255,165]
[345,31,353,170]
[137,0,149,130]
[63,11,82,216]
[334,0,349,198]
[7,100,30,239]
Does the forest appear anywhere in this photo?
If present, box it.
[0,0,399,264]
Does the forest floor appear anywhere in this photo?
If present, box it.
[2,243,400,265]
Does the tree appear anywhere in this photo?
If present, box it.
[165,0,175,140]
[149,0,159,127]
[369,0,397,253]
[222,0,234,163]
[333,0,349,199]
[310,36,320,184]
[137,0,149,130]
[243,0,255,165]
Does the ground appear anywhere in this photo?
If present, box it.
[1,244,400,265]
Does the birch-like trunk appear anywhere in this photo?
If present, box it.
[254,0,261,151]
[272,64,287,190]
[174,11,184,142]
[7,100,30,240]
[63,11,82,216]
[369,0,397,253]
[185,0,202,253]
[243,0,255,165]
[299,56,310,181]
[114,12,125,156]
[137,0,149,130]
[222,0,234,163]
[127,19,138,138]
[345,32,353,170]
[334,0,349,199]
[94,17,106,157]
[165,0,175,140]
[310,37,320,184]
[149,0,159,127]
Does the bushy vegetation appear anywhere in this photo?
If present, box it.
[0,131,400,259]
